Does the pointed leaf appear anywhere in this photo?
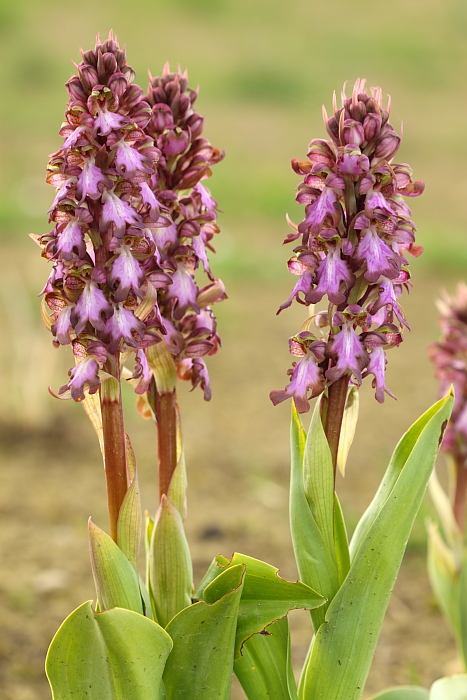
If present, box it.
[89,519,143,614]
[303,398,335,559]
[367,689,429,700]
[300,392,453,700]
[289,404,339,629]
[148,495,193,627]
[163,565,245,700]
[46,600,172,700]
[117,434,142,569]
[430,674,467,699]
[350,394,452,559]
[337,385,359,476]
[234,617,297,700]
[333,492,350,584]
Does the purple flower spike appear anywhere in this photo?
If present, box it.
[37,35,226,402]
[272,79,423,411]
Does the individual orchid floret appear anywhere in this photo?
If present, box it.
[270,333,326,414]
[271,79,424,412]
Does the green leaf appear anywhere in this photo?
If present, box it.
[289,403,339,629]
[299,392,453,700]
[333,492,350,584]
[303,398,335,560]
[366,689,429,700]
[430,675,467,699]
[427,521,460,643]
[198,552,325,659]
[148,495,193,627]
[46,600,172,700]
[234,617,297,700]
[88,520,143,614]
[163,565,244,700]
[350,394,452,560]
[337,385,359,477]
[117,434,142,569]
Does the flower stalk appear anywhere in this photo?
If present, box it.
[100,355,128,541]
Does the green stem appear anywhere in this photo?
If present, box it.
[100,353,128,542]
[324,374,349,483]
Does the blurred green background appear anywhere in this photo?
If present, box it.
[0,0,466,697]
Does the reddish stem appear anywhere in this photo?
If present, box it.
[324,374,350,483]
[100,353,128,541]
[148,379,178,500]
[453,456,467,532]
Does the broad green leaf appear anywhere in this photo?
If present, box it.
[234,617,297,700]
[164,565,244,700]
[367,689,429,700]
[46,600,172,700]
[148,495,193,627]
[334,492,350,584]
[117,434,142,569]
[88,520,143,614]
[290,404,339,629]
[299,392,453,700]
[199,552,325,658]
[427,521,460,643]
[430,674,467,699]
[303,398,335,560]
[337,386,359,477]
[350,394,452,560]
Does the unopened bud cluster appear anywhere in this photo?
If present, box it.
[35,34,225,402]
[271,79,424,413]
